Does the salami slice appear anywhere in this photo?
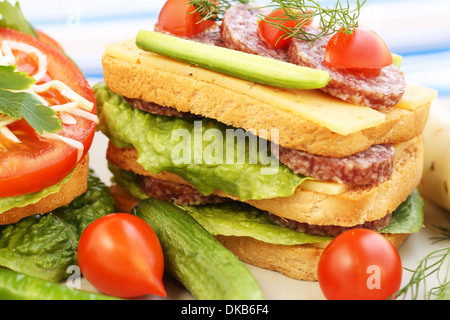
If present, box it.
[288,26,406,110]
[220,4,289,61]
[269,212,393,237]
[139,175,229,205]
[277,143,395,185]
[154,24,225,47]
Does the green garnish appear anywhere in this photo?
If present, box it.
[190,0,366,44]
[0,0,37,37]
[0,66,62,134]
[189,0,250,21]
[0,1,62,135]
[262,0,366,43]
[396,224,450,300]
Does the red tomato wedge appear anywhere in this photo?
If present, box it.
[324,27,393,77]
[258,8,313,49]
[157,0,217,37]
[0,28,96,198]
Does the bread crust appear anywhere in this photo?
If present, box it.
[0,156,90,225]
[109,183,409,282]
[106,136,423,227]
[215,234,409,281]
[102,53,430,157]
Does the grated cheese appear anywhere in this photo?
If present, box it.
[0,41,97,159]
[1,40,48,82]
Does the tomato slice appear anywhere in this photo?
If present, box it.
[258,8,313,49]
[324,27,393,77]
[36,29,65,52]
[157,0,217,37]
[0,28,96,198]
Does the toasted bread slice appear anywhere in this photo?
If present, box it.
[109,182,409,281]
[102,44,432,157]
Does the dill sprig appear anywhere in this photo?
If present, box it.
[260,0,366,44]
[188,0,366,44]
[188,0,250,22]
[431,225,450,243]
[395,246,450,300]
[396,223,450,300]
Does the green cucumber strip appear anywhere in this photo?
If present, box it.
[0,268,119,300]
[136,30,330,90]
[392,53,403,69]
[133,198,265,300]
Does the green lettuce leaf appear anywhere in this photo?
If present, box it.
[380,189,424,234]
[0,170,116,283]
[111,165,424,246]
[0,167,75,214]
[94,82,307,201]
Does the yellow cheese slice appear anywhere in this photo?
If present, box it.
[395,83,438,110]
[104,39,435,136]
[299,180,353,195]
[105,39,386,136]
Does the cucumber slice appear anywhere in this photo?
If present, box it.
[392,53,403,69]
[132,198,265,300]
[136,30,330,90]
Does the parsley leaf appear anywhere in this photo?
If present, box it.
[0,65,35,90]
[0,0,37,37]
[0,66,62,134]
[0,90,62,134]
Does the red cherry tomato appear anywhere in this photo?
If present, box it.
[157,0,216,37]
[258,8,313,49]
[318,229,402,300]
[77,214,166,299]
[324,27,393,77]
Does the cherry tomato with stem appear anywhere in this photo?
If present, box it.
[77,213,166,299]
[157,0,216,37]
[324,27,393,78]
[318,229,403,300]
[258,8,314,49]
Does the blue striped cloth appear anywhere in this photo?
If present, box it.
[21,0,450,98]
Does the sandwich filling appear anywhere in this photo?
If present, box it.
[95,83,424,237]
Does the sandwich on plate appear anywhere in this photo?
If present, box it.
[0,2,98,226]
[95,0,437,281]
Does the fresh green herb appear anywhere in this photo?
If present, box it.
[431,225,450,243]
[0,65,35,90]
[189,0,250,22]
[396,223,450,300]
[0,0,37,37]
[261,0,366,44]
[0,66,62,134]
[396,246,450,300]
[189,0,366,44]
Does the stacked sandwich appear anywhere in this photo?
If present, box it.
[94,2,437,281]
